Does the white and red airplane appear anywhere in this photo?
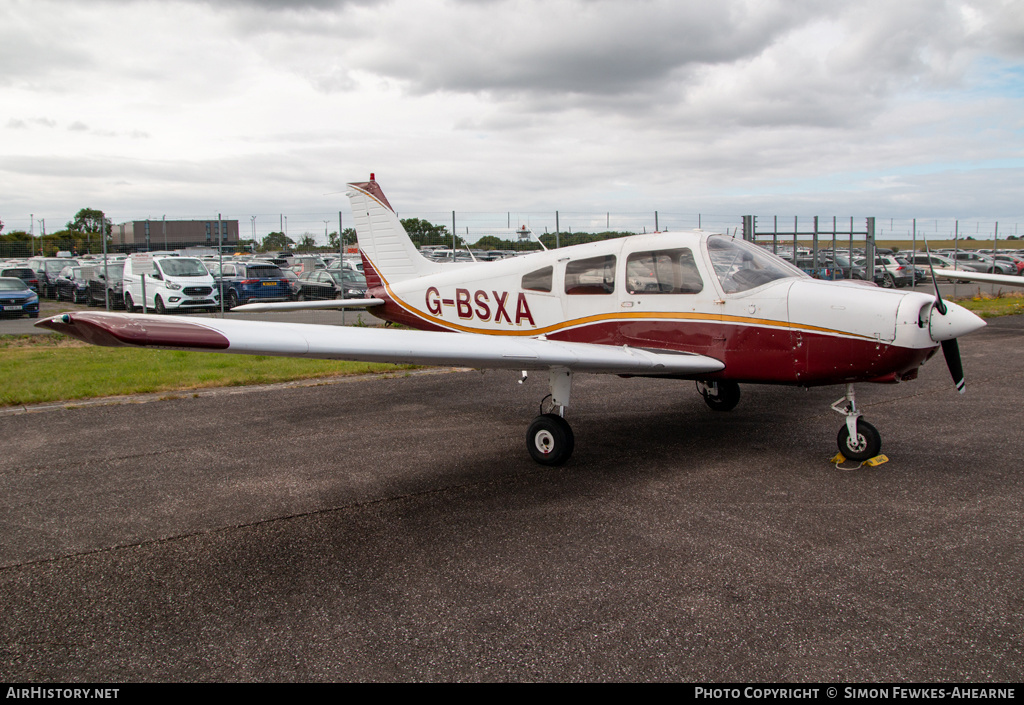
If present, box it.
[37,176,986,465]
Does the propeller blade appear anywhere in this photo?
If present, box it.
[942,338,966,394]
[923,233,947,315]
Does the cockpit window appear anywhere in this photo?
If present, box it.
[706,236,804,294]
[626,248,703,294]
[522,266,553,292]
[565,255,616,295]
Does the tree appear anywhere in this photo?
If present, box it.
[329,228,357,250]
[401,218,450,248]
[297,233,318,251]
[261,231,294,252]
[67,208,112,237]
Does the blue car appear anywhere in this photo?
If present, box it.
[212,261,293,309]
[0,277,40,318]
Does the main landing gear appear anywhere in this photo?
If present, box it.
[831,383,882,461]
[697,380,741,412]
[526,368,575,466]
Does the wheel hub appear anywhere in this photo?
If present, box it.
[534,430,554,454]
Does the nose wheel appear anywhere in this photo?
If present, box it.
[836,418,881,461]
[831,384,882,461]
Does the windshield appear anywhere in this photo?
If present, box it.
[0,278,29,291]
[45,259,77,272]
[158,258,209,277]
[706,236,805,294]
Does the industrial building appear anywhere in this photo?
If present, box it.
[112,219,239,250]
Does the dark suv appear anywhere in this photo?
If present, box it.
[212,261,293,309]
[26,257,79,298]
[86,262,126,309]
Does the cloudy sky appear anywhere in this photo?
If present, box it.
[2,0,1023,241]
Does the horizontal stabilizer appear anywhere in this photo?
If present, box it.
[231,298,385,313]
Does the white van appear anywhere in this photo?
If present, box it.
[122,254,219,314]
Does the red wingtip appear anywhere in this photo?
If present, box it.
[35,312,230,350]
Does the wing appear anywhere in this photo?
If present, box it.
[933,270,1024,287]
[35,312,725,376]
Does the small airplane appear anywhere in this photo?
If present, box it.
[37,176,987,465]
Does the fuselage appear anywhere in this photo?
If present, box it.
[360,231,953,386]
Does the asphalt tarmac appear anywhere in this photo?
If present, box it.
[1,316,1022,682]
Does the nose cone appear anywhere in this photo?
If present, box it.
[929,300,986,342]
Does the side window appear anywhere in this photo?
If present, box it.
[626,248,703,295]
[522,266,553,292]
[565,255,616,295]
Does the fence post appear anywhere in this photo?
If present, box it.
[866,217,876,282]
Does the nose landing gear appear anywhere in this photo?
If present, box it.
[831,384,882,461]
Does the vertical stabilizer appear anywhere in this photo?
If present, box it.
[347,176,443,284]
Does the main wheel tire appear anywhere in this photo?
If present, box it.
[526,413,575,466]
[837,419,882,462]
[700,380,741,412]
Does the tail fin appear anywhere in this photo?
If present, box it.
[347,176,443,285]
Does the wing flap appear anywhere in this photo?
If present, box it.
[36,312,724,376]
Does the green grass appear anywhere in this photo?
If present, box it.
[0,335,415,407]
[955,292,1024,318]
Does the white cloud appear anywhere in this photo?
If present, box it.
[0,0,1021,234]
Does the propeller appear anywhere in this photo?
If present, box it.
[923,235,967,393]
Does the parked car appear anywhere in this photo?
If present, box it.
[793,257,843,280]
[122,255,219,314]
[991,254,1024,275]
[211,261,293,309]
[55,265,91,303]
[26,257,79,298]
[86,262,126,309]
[854,255,914,288]
[296,269,369,300]
[0,276,40,318]
[817,254,877,283]
[943,251,1016,275]
[0,267,40,293]
[905,253,972,282]
[281,269,301,299]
